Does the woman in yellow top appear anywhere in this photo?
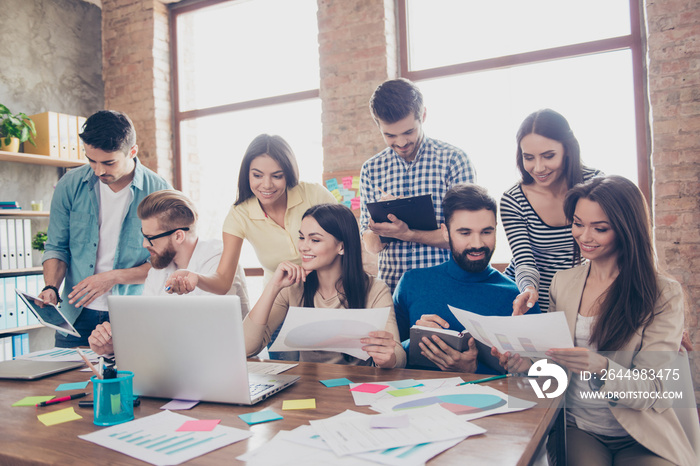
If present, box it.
[166,134,336,293]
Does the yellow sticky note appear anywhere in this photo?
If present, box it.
[352,176,360,189]
[331,189,343,202]
[282,398,316,410]
[13,396,55,407]
[387,387,423,397]
[37,407,82,426]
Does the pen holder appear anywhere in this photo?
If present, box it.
[91,370,135,426]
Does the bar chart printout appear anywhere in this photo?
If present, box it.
[79,410,252,466]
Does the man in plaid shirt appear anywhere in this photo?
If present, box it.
[360,78,476,292]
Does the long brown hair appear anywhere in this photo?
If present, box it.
[564,175,658,351]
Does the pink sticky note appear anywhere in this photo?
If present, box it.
[342,176,353,189]
[176,419,221,432]
[350,197,361,210]
[350,383,389,394]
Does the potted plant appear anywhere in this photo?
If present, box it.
[32,231,48,252]
[0,104,37,153]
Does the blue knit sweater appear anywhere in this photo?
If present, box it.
[393,258,541,371]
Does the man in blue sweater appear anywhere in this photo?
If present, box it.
[393,184,540,372]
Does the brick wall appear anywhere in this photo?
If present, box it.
[645,1,700,390]
[101,0,173,183]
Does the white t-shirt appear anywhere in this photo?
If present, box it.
[92,182,133,311]
[143,238,250,318]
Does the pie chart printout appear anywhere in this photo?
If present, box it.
[391,394,506,415]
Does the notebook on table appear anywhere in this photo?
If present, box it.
[107,295,299,405]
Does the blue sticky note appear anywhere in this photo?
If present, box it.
[320,377,353,388]
[325,178,339,191]
[55,380,90,391]
[238,410,283,425]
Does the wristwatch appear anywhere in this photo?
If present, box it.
[41,285,62,303]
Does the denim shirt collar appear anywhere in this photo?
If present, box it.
[81,157,145,191]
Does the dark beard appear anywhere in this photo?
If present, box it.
[451,244,493,273]
[150,246,176,269]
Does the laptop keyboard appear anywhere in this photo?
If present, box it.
[250,383,275,397]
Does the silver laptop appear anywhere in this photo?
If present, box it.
[0,359,84,380]
[107,295,299,405]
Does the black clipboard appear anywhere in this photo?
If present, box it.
[366,194,438,243]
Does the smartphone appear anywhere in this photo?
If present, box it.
[79,397,140,408]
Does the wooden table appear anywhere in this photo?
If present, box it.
[1,361,563,465]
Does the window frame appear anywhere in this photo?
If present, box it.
[169,0,320,190]
[396,0,650,201]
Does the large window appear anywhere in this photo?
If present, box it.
[399,0,647,263]
[171,0,322,269]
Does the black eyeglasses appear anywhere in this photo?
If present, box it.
[141,227,189,246]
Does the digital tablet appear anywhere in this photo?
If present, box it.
[15,289,81,337]
[366,194,438,243]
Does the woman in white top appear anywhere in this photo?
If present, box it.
[244,203,406,368]
[501,109,600,313]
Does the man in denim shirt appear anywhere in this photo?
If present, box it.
[38,110,171,347]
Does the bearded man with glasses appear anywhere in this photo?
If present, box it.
[88,189,249,355]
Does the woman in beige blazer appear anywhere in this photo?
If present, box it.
[498,175,698,465]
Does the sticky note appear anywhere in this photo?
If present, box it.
[370,414,410,428]
[350,197,361,210]
[350,383,389,394]
[320,377,353,388]
[282,399,316,410]
[160,399,199,410]
[13,396,55,407]
[387,387,423,397]
[352,176,360,189]
[37,407,82,426]
[342,176,353,189]
[331,189,343,202]
[238,410,283,425]
[55,381,90,391]
[325,178,339,191]
[177,419,221,432]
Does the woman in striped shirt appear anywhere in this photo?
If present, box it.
[501,109,600,313]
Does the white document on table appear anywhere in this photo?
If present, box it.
[285,415,466,466]
[15,347,99,362]
[449,305,574,356]
[238,429,377,465]
[309,404,484,456]
[268,306,390,360]
[349,377,464,406]
[79,410,251,466]
[370,383,536,422]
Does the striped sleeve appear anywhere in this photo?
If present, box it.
[500,187,540,293]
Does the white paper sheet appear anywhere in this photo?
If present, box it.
[269,306,390,360]
[237,430,377,465]
[370,384,536,422]
[15,347,99,362]
[309,405,485,456]
[449,305,574,356]
[79,410,251,466]
[285,416,465,466]
[349,377,464,406]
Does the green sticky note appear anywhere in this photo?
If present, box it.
[387,387,423,397]
[13,396,55,407]
[320,378,353,388]
[37,407,82,426]
[239,410,283,425]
